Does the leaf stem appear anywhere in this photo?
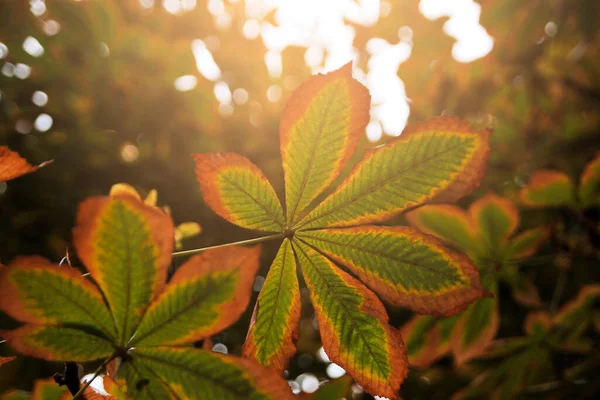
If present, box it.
[172,233,284,257]
[72,353,116,400]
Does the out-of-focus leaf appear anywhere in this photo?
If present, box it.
[31,378,70,400]
[506,227,549,259]
[405,205,476,253]
[280,63,370,225]
[578,153,600,206]
[0,356,16,368]
[469,193,518,248]
[194,153,285,232]
[519,170,576,207]
[243,239,301,373]
[174,222,202,249]
[452,279,499,365]
[308,376,352,400]
[0,146,52,183]
[298,226,482,316]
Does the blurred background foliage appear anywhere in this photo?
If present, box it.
[0,0,599,398]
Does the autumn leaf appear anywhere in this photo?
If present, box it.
[0,195,293,399]
[0,356,16,367]
[405,193,547,366]
[519,153,600,208]
[0,146,52,183]
[194,63,490,397]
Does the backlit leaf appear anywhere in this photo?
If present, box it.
[280,63,370,224]
[132,246,260,347]
[469,193,518,248]
[31,378,70,400]
[122,347,294,399]
[405,204,476,253]
[0,356,16,367]
[73,196,174,346]
[243,239,301,372]
[0,325,114,362]
[0,257,116,339]
[297,117,490,229]
[194,153,284,232]
[519,170,576,207]
[293,242,407,398]
[0,146,52,183]
[402,315,458,368]
[506,227,549,259]
[298,226,482,316]
[452,279,499,365]
[578,153,600,207]
[553,284,600,327]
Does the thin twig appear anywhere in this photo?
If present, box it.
[72,353,116,400]
[0,340,5,345]
[172,233,284,257]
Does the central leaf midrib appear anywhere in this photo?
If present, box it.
[287,81,344,224]
[293,240,394,390]
[296,137,474,229]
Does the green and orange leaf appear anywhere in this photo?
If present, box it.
[469,193,519,248]
[297,117,490,229]
[519,170,576,207]
[0,257,116,338]
[72,196,174,346]
[506,227,549,259]
[243,239,301,372]
[298,226,482,316]
[578,153,600,207]
[121,347,294,399]
[0,325,114,362]
[31,378,70,400]
[553,284,600,327]
[280,63,370,224]
[293,242,407,398]
[132,246,260,347]
[402,315,458,368]
[194,153,284,232]
[405,204,476,253]
[0,146,52,183]
[0,356,16,367]
[452,279,499,365]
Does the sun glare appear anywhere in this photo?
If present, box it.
[183,0,492,137]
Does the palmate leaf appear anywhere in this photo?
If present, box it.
[193,64,491,397]
[0,195,293,399]
[0,146,52,183]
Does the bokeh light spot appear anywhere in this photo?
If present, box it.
[34,113,53,132]
[174,75,198,91]
[121,143,140,163]
[23,36,44,57]
[32,91,49,107]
